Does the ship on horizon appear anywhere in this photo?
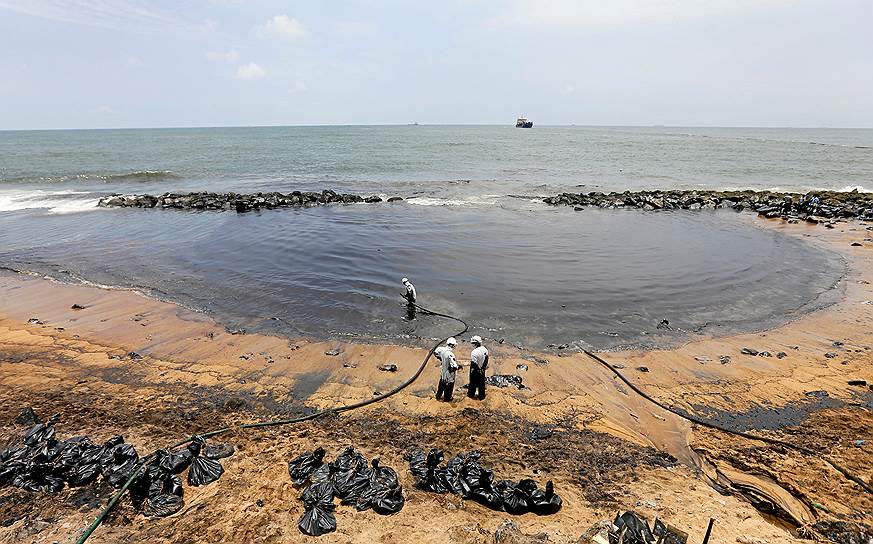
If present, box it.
[515,115,533,128]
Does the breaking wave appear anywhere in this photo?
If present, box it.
[0,190,102,214]
[1,170,179,184]
[406,195,502,207]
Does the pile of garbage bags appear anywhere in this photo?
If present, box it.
[600,511,687,544]
[288,446,405,536]
[0,413,233,518]
[405,448,562,515]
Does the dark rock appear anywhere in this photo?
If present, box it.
[825,352,838,359]
[851,242,863,246]
[71,304,86,310]
[741,347,758,356]
[387,197,403,203]
[127,351,143,361]
[776,352,787,359]
[848,380,867,387]
[636,366,650,373]
[758,351,772,357]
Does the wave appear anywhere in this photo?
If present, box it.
[1,170,179,184]
[406,195,502,207]
[0,189,102,214]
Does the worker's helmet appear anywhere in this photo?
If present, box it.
[446,337,457,347]
[470,335,482,345]
[401,277,409,284]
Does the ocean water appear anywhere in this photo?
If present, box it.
[0,125,859,348]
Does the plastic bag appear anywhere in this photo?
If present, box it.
[612,511,655,544]
[299,481,337,536]
[159,448,194,474]
[355,461,402,512]
[495,479,532,514]
[204,443,234,460]
[288,447,326,485]
[187,456,224,486]
[529,480,562,515]
[298,504,337,536]
[144,493,184,517]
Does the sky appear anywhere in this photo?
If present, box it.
[0,0,871,129]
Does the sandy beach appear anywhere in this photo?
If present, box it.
[0,214,870,543]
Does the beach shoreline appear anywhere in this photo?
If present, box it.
[0,215,871,543]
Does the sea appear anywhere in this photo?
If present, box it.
[1,125,870,349]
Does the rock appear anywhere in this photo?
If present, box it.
[851,242,863,246]
[99,190,385,212]
[833,340,844,347]
[824,352,838,358]
[127,351,143,360]
[848,380,867,387]
[495,520,550,544]
[71,304,86,310]
[758,351,772,357]
[736,537,769,544]
[325,349,341,356]
[387,197,403,203]
[378,364,398,372]
[636,366,650,373]
[776,352,788,359]
[15,407,39,425]
[741,347,759,356]
[656,319,671,330]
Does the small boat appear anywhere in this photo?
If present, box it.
[515,115,533,128]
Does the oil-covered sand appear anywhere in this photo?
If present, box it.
[0,217,871,543]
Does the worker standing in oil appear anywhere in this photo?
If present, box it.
[434,337,459,402]
[401,277,417,320]
[467,335,489,400]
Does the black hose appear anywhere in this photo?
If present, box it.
[74,300,467,544]
[583,350,873,495]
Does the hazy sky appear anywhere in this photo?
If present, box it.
[1,0,871,129]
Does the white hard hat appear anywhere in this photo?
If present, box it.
[446,337,457,347]
[401,277,409,283]
[471,335,482,344]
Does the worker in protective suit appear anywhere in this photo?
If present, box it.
[467,335,489,400]
[401,277,417,320]
[434,337,459,401]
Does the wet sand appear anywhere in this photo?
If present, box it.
[0,216,871,543]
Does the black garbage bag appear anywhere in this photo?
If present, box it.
[612,511,655,544]
[13,473,65,493]
[204,443,234,460]
[143,493,184,517]
[67,462,102,486]
[309,463,332,485]
[465,469,502,510]
[653,519,688,544]
[159,448,194,474]
[409,449,447,493]
[298,503,337,537]
[299,481,337,537]
[104,444,140,488]
[495,479,532,515]
[24,422,55,447]
[335,461,374,505]
[355,460,404,514]
[404,448,428,481]
[529,480,562,515]
[288,447,326,485]
[187,456,224,486]
[332,447,366,473]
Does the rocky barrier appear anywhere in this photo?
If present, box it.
[98,190,403,212]
[542,189,873,221]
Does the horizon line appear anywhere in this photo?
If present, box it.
[3,123,873,132]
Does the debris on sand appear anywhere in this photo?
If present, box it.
[405,449,562,516]
[289,446,404,536]
[324,349,341,357]
[587,511,689,544]
[378,364,398,372]
[494,520,549,544]
[719,355,732,365]
[485,374,527,390]
[741,347,759,356]
[27,318,44,325]
[0,415,231,518]
[71,304,86,310]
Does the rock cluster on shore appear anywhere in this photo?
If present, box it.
[98,190,399,212]
[542,189,873,221]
